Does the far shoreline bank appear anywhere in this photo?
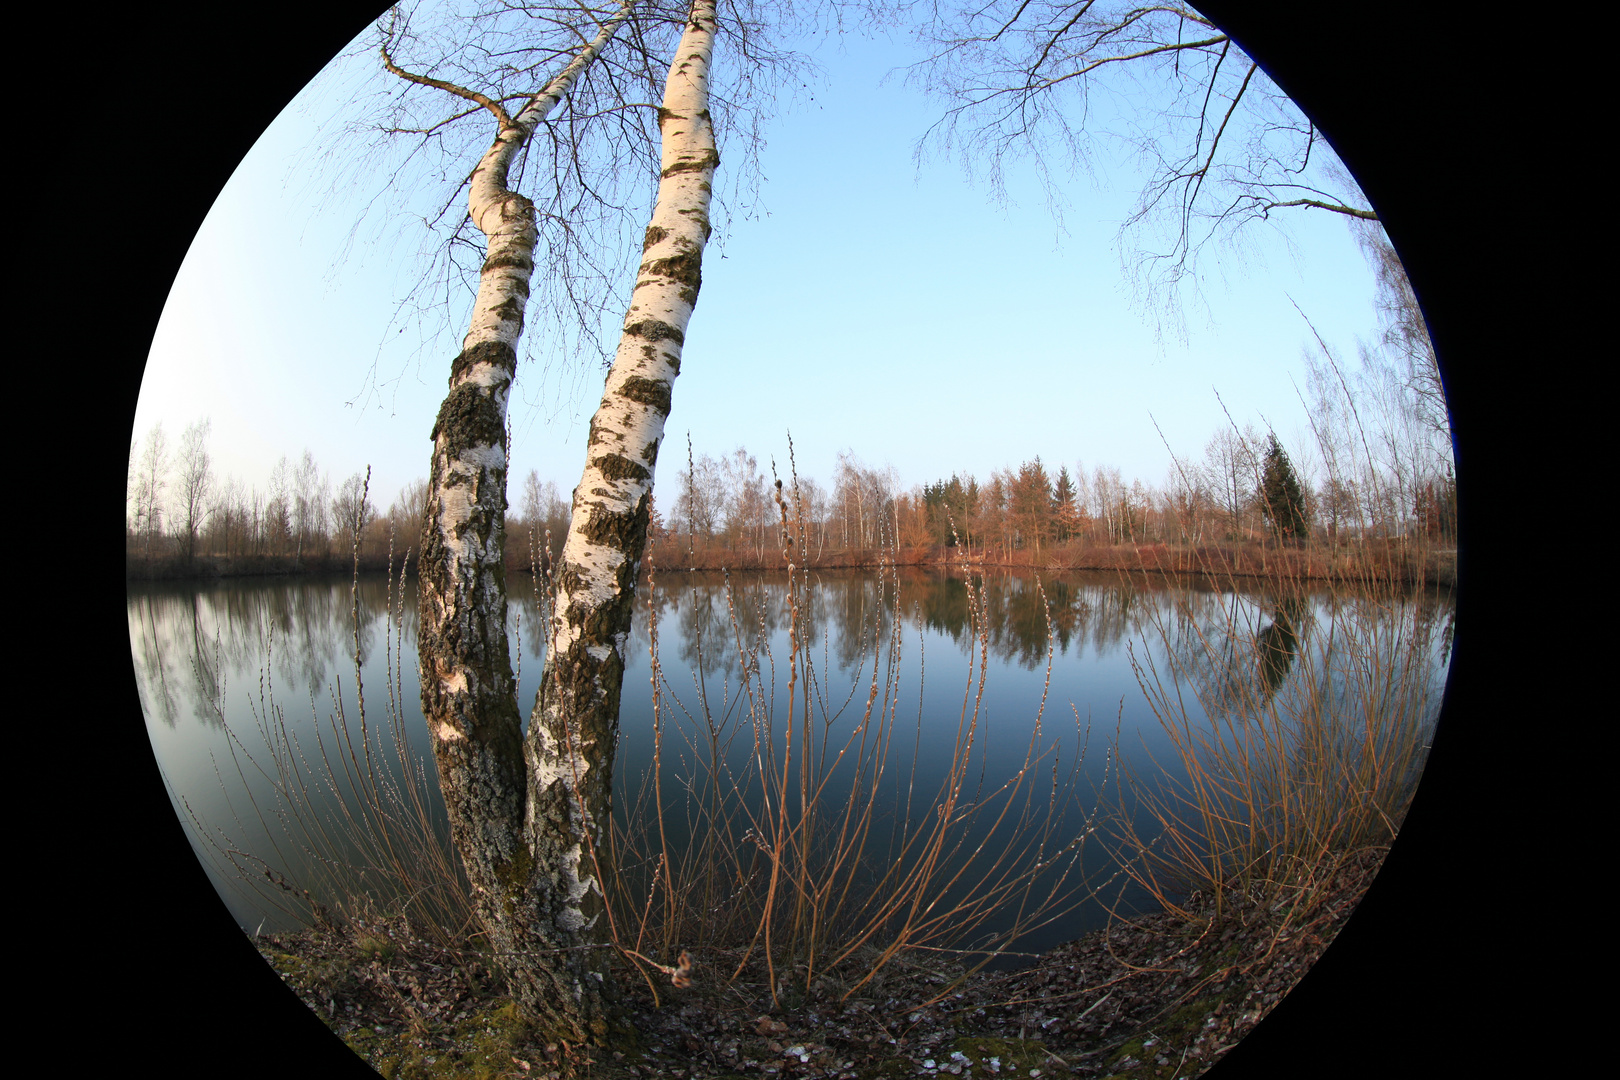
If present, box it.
[128,540,1457,590]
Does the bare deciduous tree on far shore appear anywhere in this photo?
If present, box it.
[129,422,169,559]
[389,477,430,541]
[332,470,378,556]
[517,469,570,571]
[174,419,215,562]
[292,449,329,565]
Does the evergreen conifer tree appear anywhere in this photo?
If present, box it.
[1260,434,1310,543]
[1053,466,1081,543]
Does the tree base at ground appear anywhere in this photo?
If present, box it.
[258,848,1386,1080]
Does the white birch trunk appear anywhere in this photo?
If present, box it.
[414,6,634,1042]
[520,2,719,1018]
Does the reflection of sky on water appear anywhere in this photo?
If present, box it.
[131,568,1452,947]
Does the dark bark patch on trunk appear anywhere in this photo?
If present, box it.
[641,251,702,290]
[591,454,651,484]
[492,840,534,914]
[493,295,527,328]
[634,344,680,375]
[660,148,720,179]
[431,382,508,460]
[544,648,625,755]
[482,252,535,274]
[561,493,650,648]
[623,319,685,346]
[643,225,670,251]
[642,251,702,307]
[586,414,627,450]
[448,341,517,385]
[577,494,650,564]
[641,440,659,465]
[616,375,672,414]
[496,190,535,217]
[676,207,712,242]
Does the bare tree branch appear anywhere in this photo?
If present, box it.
[903,2,1379,332]
[299,1,814,417]
[380,27,514,126]
[1261,197,1378,221]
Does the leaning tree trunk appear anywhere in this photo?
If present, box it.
[520,0,719,1033]
[416,6,632,1044]
[418,0,718,1044]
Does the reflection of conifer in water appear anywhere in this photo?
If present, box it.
[912,572,973,644]
[1043,579,1080,655]
[1254,596,1307,699]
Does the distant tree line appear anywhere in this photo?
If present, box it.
[644,421,1451,576]
[125,426,423,577]
[129,404,1451,582]
[132,290,1453,582]
[643,223,1456,577]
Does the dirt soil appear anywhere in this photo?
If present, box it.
[258,850,1384,1080]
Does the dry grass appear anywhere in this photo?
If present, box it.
[602,461,1106,1007]
[182,470,478,954]
[1098,553,1445,941]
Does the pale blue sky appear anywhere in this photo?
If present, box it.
[132,23,1380,516]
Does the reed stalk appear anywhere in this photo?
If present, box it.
[1100,550,1444,934]
[603,454,1106,1004]
[183,472,477,956]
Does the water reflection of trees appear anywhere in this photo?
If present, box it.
[1254,597,1306,698]
[1138,582,1450,802]
[127,577,406,731]
[623,569,1329,676]
[1155,584,1450,726]
[133,572,1454,742]
[133,568,1453,938]
[1114,577,1453,915]
[895,570,1149,669]
[1151,590,1312,717]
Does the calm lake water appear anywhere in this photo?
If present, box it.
[130,566,1453,956]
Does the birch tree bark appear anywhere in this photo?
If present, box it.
[519,0,719,1028]
[415,0,719,1041]
[413,5,637,1042]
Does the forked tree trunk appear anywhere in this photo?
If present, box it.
[417,0,717,1042]
[416,5,629,1043]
